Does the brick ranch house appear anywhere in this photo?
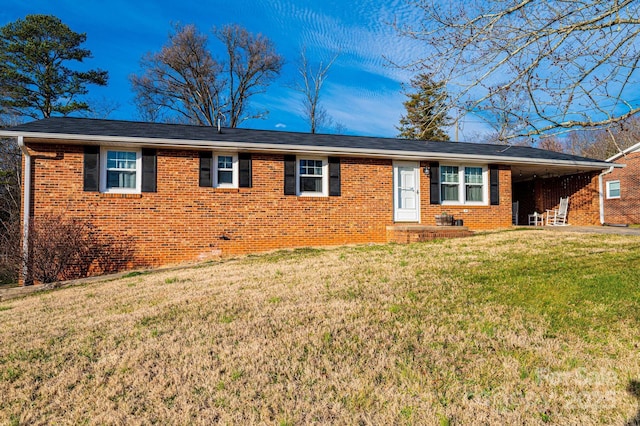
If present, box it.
[1,117,614,283]
[601,141,640,225]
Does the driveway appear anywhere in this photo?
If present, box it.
[537,225,640,236]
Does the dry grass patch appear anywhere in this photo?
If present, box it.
[1,231,640,424]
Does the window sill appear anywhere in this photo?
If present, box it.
[296,195,330,200]
[100,193,143,199]
[298,191,328,197]
[439,204,491,209]
[213,188,240,193]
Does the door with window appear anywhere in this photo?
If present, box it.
[393,162,420,222]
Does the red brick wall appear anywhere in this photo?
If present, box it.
[603,152,640,224]
[419,162,513,229]
[512,172,601,226]
[23,142,513,271]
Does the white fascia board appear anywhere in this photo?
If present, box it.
[606,140,640,162]
[1,130,614,171]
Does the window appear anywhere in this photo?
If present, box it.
[199,152,250,188]
[100,148,141,193]
[298,158,328,196]
[214,153,238,188]
[441,166,459,201]
[440,165,488,205]
[464,167,483,202]
[606,180,620,199]
[107,151,136,188]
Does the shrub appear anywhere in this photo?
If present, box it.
[0,218,20,285]
[26,214,135,284]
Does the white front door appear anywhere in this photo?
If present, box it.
[394,162,420,222]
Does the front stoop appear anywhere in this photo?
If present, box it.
[386,225,474,244]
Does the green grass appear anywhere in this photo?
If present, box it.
[247,246,326,263]
[440,234,640,336]
[121,270,151,278]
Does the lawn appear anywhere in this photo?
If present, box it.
[1,230,639,424]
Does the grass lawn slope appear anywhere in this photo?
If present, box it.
[1,230,639,424]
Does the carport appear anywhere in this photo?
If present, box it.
[510,162,618,226]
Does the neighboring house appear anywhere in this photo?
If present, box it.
[0,117,613,283]
[602,141,640,225]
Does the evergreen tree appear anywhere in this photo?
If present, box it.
[397,73,450,141]
[0,14,108,119]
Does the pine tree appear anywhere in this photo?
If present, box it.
[397,73,450,141]
[0,14,108,119]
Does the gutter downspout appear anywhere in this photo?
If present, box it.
[598,166,614,225]
[17,136,32,285]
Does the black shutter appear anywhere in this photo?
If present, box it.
[328,157,341,196]
[429,162,440,204]
[83,146,99,192]
[490,164,500,205]
[284,155,296,195]
[239,153,252,188]
[141,148,157,192]
[199,151,212,187]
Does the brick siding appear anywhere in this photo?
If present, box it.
[603,151,640,224]
[21,142,517,275]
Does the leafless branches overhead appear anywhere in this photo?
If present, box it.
[397,0,640,138]
[131,23,283,127]
[131,24,224,126]
[291,47,338,134]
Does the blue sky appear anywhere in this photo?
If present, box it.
[1,0,473,138]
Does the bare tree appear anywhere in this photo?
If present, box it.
[538,136,564,153]
[79,97,120,119]
[132,23,283,128]
[0,115,22,283]
[332,122,348,135]
[565,116,640,159]
[291,47,338,134]
[396,0,640,139]
[215,24,284,128]
[131,24,224,126]
[470,84,531,143]
[0,139,20,229]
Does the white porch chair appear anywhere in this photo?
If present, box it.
[546,197,569,226]
[512,201,519,225]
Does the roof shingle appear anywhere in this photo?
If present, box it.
[4,117,609,166]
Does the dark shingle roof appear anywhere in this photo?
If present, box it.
[4,117,608,166]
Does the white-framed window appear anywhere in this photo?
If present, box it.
[441,166,459,202]
[214,153,238,188]
[100,147,141,193]
[464,166,484,202]
[297,157,328,196]
[440,164,488,205]
[606,180,621,199]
